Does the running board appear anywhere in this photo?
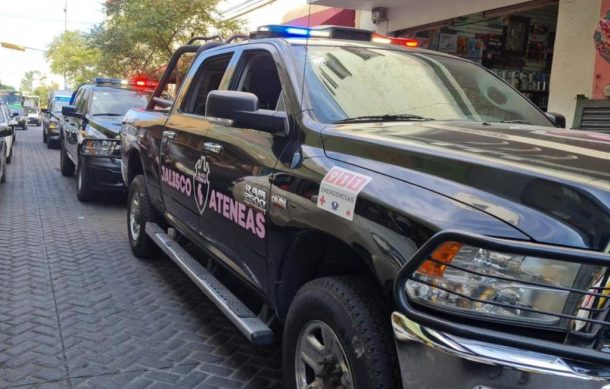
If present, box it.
[145,222,274,345]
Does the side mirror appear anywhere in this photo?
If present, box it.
[62,105,83,119]
[205,90,288,136]
[41,108,48,114]
[545,112,566,128]
[9,119,17,126]
[11,112,18,117]
[0,125,11,137]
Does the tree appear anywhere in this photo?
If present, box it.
[33,82,60,108]
[20,71,40,94]
[46,31,101,87]
[90,0,239,77]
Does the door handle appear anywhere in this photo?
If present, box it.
[162,130,176,140]
[203,142,223,154]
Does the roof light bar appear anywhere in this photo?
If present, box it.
[251,25,372,42]
[372,32,419,48]
[93,77,158,90]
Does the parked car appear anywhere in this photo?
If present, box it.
[0,100,15,163]
[122,25,608,389]
[60,78,149,201]
[10,106,27,130]
[0,105,13,183]
[42,97,69,147]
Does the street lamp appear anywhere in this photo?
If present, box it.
[0,42,26,51]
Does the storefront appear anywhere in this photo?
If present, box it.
[311,0,609,128]
[393,2,558,112]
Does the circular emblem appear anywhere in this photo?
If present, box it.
[193,156,210,215]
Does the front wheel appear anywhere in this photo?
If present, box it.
[0,156,6,184]
[43,129,48,143]
[283,276,399,389]
[127,175,160,258]
[60,140,75,176]
[76,156,93,202]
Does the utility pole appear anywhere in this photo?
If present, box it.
[63,0,68,89]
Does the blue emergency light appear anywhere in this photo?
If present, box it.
[251,25,373,42]
[94,77,129,87]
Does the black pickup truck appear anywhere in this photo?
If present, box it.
[122,25,610,389]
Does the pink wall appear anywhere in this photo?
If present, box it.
[593,0,610,98]
[284,8,355,28]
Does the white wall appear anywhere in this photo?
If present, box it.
[351,0,530,32]
[548,0,601,126]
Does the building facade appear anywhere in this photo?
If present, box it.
[310,0,610,128]
[217,0,355,31]
[220,0,610,128]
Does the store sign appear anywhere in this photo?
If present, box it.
[594,11,610,63]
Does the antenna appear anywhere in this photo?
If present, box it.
[300,2,313,112]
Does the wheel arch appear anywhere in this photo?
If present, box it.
[126,148,145,187]
[274,229,387,321]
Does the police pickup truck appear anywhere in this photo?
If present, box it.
[121,25,610,389]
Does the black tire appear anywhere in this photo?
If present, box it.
[60,139,75,176]
[43,129,48,143]
[6,149,11,164]
[0,157,6,184]
[127,175,160,258]
[76,156,93,202]
[283,276,399,389]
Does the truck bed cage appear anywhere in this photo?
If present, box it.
[147,34,249,110]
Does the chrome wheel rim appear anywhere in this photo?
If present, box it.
[129,194,141,240]
[295,321,354,389]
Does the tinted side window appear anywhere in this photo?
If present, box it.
[72,89,85,111]
[233,50,283,111]
[77,89,90,114]
[182,53,233,116]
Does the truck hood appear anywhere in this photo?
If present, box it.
[87,115,123,139]
[321,121,610,250]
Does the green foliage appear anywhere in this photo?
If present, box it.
[90,0,240,77]
[46,31,101,88]
[20,71,40,94]
[0,82,15,91]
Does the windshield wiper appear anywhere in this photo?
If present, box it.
[335,114,433,124]
[92,113,123,117]
[497,119,531,125]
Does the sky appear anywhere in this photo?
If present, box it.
[0,0,105,89]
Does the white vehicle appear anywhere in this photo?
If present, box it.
[0,101,14,163]
[23,95,41,126]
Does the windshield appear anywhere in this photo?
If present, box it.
[90,89,148,116]
[295,45,552,127]
[52,101,67,113]
[23,97,39,108]
[1,93,22,107]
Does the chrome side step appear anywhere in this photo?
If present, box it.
[145,222,274,345]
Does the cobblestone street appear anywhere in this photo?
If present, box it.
[0,126,284,389]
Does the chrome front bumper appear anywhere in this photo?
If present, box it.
[392,312,610,389]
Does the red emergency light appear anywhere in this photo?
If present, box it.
[131,76,158,90]
[372,33,419,48]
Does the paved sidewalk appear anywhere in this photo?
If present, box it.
[0,127,284,388]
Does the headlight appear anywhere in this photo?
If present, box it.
[406,242,605,328]
[49,122,58,129]
[81,139,121,157]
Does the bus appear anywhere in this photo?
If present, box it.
[0,90,28,129]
